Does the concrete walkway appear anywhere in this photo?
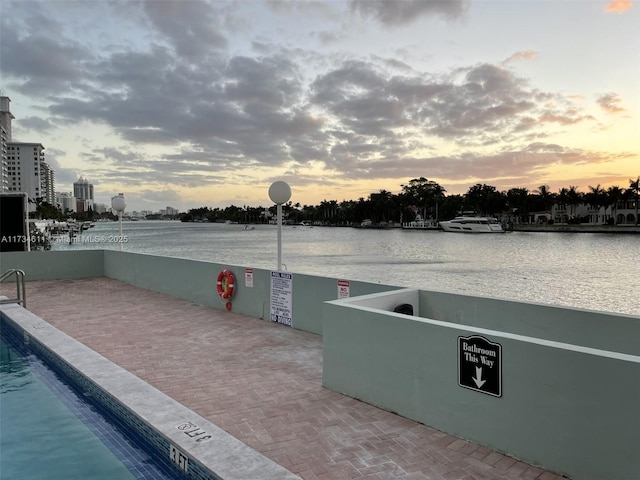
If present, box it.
[5,278,566,480]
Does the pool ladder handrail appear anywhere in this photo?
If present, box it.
[0,269,26,308]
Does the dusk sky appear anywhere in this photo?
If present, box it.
[1,0,638,212]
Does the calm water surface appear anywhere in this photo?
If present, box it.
[52,221,639,316]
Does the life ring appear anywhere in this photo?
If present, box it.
[216,269,235,299]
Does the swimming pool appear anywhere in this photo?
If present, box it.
[0,328,179,480]
[0,300,300,480]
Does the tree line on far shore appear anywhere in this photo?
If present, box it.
[180,176,640,226]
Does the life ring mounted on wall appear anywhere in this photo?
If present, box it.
[216,269,236,300]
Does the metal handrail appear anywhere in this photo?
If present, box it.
[0,269,26,307]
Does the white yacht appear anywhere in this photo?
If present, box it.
[439,217,504,233]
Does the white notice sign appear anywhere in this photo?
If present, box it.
[245,268,254,288]
[337,279,350,299]
[270,271,293,326]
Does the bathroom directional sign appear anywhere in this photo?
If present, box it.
[458,335,502,397]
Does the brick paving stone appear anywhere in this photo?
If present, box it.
[536,473,565,480]
[521,466,546,479]
[494,456,519,471]
[2,278,568,480]
[505,462,529,476]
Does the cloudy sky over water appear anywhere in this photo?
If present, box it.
[1,0,638,212]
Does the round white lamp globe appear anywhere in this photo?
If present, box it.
[268,181,291,205]
[111,193,126,212]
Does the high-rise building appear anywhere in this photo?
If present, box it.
[1,96,55,210]
[0,122,8,193]
[93,203,108,214]
[0,96,15,193]
[55,192,77,213]
[0,97,15,140]
[73,177,94,201]
[40,161,55,205]
[6,142,52,211]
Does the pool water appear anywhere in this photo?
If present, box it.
[0,332,178,480]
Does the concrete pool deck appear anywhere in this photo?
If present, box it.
[4,277,566,480]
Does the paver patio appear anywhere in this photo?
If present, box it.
[2,277,567,480]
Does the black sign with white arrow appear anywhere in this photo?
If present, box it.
[458,335,502,397]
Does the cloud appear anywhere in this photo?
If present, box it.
[2,0,633,209]
[13,116,55,135]
[397,145,632,191]
[33,40,599,188]
[503,50,538,64]
[596,93,626,114]
[40,150,79,188]
[0,14,90,95]
[349,0,470,26]
[142,0,228,58]
[604,0,633,13]
[139,188,183,205]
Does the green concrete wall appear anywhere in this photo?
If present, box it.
[3,250,397,335]
[419,290,640,355]
[104,251,228,308]
[287,272,399,334]
[103,251,397,335]
[322,301,640,480]
[0,250,104,280]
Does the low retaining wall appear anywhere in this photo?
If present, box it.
[102,250,398,335]
[0,250,104,279]
[419,290,639,355]
[2,250,397,335]
[323,292,640,480]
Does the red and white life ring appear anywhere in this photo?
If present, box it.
[216,269,235,299]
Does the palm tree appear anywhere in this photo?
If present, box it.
[607,186,624,225]
[535,185,556,222]
[567,186,582,221]
[556,188,569,223]
[585,184,606,224]
[506,188,529,223]
[629,177,640,226]
[370,190,394,223]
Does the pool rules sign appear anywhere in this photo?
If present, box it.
[458,335,502,397]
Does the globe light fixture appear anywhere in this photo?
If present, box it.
[268,181,291,271]
[111,193,126,251]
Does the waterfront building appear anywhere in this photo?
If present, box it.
[0,96,56,209]
[552,201,637,225]
[73,177,95,214]
[160,206,179,216]
[55,192,77,214]
[0,96,14,140]
[0,122,7,193]
[0,97,15,192]
[73,177,94,201]
[93,203,108,214]
[40,160,55,205]
[0,97,11,192]
[6,142,52,211]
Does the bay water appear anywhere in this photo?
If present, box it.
[51,220,639,316]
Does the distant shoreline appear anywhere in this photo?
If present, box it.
[510,224,640,234]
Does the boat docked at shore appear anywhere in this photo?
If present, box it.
[439,216,504,233]
[402,214,440,230]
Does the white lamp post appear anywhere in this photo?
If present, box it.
[268,181,291,271]
[111,193,126,251]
